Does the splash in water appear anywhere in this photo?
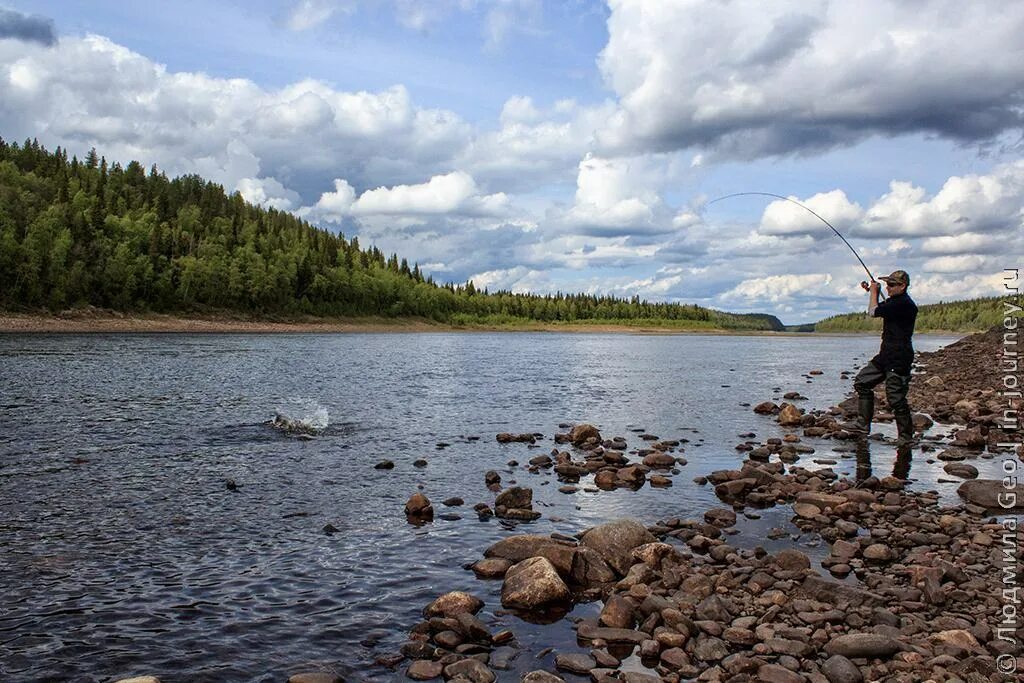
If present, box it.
[268,402,329,435]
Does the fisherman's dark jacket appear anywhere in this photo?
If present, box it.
[871,291,918,375]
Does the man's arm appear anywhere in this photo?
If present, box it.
[862,281,881,316]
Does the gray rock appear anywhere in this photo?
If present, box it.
[554,653,596,674]
[958,479,1024,510]
[821,654,864,683]
[824,633,901,658]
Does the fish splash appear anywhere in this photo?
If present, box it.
[268,402,329,435]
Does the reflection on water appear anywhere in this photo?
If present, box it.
[0,332,984,681]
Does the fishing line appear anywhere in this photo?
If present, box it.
[705,191,885,300]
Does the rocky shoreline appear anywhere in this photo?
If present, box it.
[367,326,1021,683]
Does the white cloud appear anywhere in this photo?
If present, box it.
[0,35,472,202]
[759,190,862,237]
[921,254,989,274]
[857,161,1024,237]
[596,0,1024,157]
[236,177,302,211]
[721,273,834,302]
[920,233,1000,255]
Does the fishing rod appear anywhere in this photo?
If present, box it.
[705,191,885,300]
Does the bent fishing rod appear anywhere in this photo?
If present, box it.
[705,191,885,300]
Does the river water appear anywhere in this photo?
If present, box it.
[0,332,982,681]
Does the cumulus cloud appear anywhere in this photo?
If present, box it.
[0,35,472,203]
[921,254,990,274]
[301,171,509,221]
[857,161,1024,237]
[236,177,302,211]
[555,154,676,236]
[759,191,862,237]
[597,0,1024,158]
[0,8,56,46]
[721,273,834,303]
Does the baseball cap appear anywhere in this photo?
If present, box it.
[879,270,910,287]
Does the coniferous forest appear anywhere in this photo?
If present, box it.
[1,138,1006,333]
[0,138,787,330]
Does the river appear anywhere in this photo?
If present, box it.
[0,332,976,681]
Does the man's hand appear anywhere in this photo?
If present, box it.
[861,280,880,292]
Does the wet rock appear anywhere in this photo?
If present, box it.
[642,452,675,468]
[374,460,394,470]
[754,401,780,415]
[615,466,646,487]
[521,672,565,683]
[943,462,978,479]
[570,546,617,585]
[471,557,512,579]
[287,675,343,683]
[824,633,901,658]
[570,424,602,446]
[649,475,672,487]
[406,660,444,680]
[599,594,636,629]
[322,524,339,534]
[579,519,657,576]
[484,470,501,486]
[576,622,648,645]
[405,493,434,519]
[485,535,575,574]
[554,653,596,675]
[778,403,803,427]
[958,479,1024,510]
[443,497,464,507]
[704,508,737,527]
[497,432,536,444]
[501,556,571,610]
[423,591,483,618]
[413,459,428,467]
[442,658,495,683]
[495,486,533,510]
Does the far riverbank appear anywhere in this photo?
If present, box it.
[0,310,981,336]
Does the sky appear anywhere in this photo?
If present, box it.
[1,0,1022,324]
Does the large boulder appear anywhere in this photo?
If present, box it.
[570,423,602,446]
[958,479,1024,510]
[484,535,576,575]
[405,493,433,518]
[501,557,571,610]
[579,519,657,576]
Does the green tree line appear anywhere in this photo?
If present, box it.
[0,137,781,330]
[815,296,1012,333]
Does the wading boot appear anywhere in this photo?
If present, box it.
[895,411,916,447]
[841,396,874,435]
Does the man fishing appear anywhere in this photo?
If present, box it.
[844,270,918,445]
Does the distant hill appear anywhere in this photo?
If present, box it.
[814,296,1010,333]
[0,137,780,331]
